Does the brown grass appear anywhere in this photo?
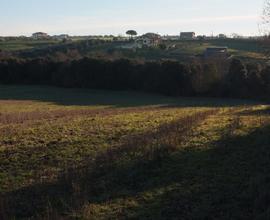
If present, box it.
[0,109,219,219]
[0,106,174,125]
[94,109,219,166]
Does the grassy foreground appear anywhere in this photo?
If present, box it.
[0,85,270,219]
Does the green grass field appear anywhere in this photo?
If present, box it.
[0,40,60,52]
[0,38,266,62]
[1,85,270,219]
[163,39,265,61]
[84,38,266,62]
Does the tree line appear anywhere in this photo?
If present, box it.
[0,57,269,100]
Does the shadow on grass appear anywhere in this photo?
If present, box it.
[238,107,270,116]
[0,85,261,108]
[2,120,270,219]
[78,123,270,220]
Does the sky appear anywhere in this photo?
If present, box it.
[0,0,266,36]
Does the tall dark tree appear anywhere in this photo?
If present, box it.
[246,63,263,97]
[260,0,270,56]
[226,59,248,98]
[260,66,270,96]
[126,30,137,39]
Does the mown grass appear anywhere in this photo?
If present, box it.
[0,40,60,51]
[0,85,269,219]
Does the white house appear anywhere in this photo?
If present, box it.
[135,33,162,48]
[32,32,49,39]
[180,32,196,40]
[218,34,227,39]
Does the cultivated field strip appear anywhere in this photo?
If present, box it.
[77,107,270,219]
[103,109,219,159]
[0,105,179,125]
[78,109,220,173]
[1,104,269,219]
[0,106,211,192]
[0,107,204,143]
[0,109,219,218]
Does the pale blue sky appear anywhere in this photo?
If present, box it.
[0,0,265,36]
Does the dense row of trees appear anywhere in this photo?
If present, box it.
[0,57,269,100]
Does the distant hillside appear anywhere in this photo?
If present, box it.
[0,38,266,62]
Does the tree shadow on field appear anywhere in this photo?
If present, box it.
[0,85,262,108]
[2,121,270,219]
[123,125,270,220]
[77,123,270,220]
[238,107,270,116]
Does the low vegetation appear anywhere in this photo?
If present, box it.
[0,39,60,52]
[0,38,265,62]
[0,57,269,101]
[0,86,270,219]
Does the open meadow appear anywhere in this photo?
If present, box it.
[0,85,270,219]
[0,38,266,63]
[0,40,60,52]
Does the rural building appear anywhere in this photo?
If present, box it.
[53,34,70,40]
[180,32,196,40]
[135,33,162,48]
[218,34,227,39]
[162,35,180,41]
[32,32,49,39]
[204,47,229,59]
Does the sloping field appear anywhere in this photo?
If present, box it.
[0,86,269,219]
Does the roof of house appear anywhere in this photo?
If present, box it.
[141,33,161,39]
[180,32,195,35]
[32,32,48,35]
